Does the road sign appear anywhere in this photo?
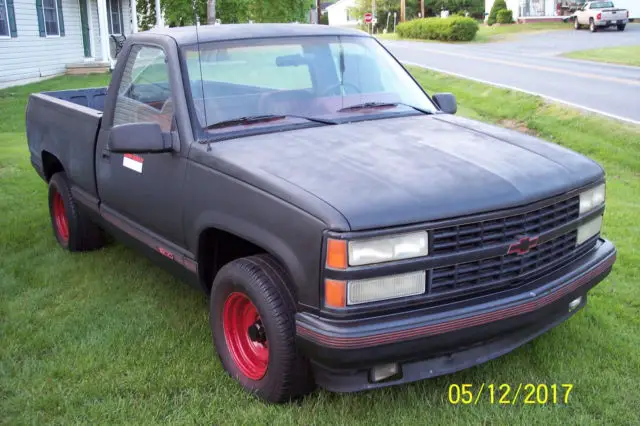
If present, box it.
[372,17,378,24]
[364,12,373,23]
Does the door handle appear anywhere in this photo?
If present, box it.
[102,149,111,159]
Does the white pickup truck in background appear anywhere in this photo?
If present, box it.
[574,1,630,32]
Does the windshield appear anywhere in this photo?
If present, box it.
[182,36,437,136]
[591,2,614,8]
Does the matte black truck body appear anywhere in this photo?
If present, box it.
[26,24,616,399]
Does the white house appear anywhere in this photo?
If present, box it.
[485,0,638,22]
[0,0,162,88]
[326,0,359,27]
[485,0,564,22]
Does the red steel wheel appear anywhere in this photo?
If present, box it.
[223,292,269,380]
[52,191,69,243]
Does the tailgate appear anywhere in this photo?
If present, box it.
[601,9,625,20]
[26,93,102,198]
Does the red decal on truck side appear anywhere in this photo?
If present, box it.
[157,247,175,260]
[124,153,144,163]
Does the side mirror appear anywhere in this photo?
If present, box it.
[432,93,457,115]
[109,122,173,153]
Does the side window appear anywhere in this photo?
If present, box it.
[113,45,173,132]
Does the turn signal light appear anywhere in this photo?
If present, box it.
[326,238,347,269]
[324,279,346,308]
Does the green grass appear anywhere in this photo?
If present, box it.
[2,71,640,424]
[377,22,573,43]
[563,45,640,67]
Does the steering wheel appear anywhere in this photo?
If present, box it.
[321,83,361,97]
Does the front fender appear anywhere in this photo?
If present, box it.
[183,161,329,309]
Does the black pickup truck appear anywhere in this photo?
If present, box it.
[26,24,616,403]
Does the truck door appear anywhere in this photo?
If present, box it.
[95,44,187,248]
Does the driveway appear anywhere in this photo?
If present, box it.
[383,24,640,124]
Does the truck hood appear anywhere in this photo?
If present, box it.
[208,114,604,231]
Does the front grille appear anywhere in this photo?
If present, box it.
[430,231,598,299]
[431,196,580,255]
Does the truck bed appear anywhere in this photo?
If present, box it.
[41,87,108,111]
[26,87,108,202]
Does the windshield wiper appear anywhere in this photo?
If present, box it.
[337,102,432,114]
[206,114,336,130]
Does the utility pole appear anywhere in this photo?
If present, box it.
[207,0,216,24]
[420,0,424,18]
[400,0,405,21]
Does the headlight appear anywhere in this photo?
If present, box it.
[347,271,426,305]
[577,215,602,245]
[347,231,429,266]
[323,271,426,307]
[579,184,605,215]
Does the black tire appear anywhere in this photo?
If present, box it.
[617,24,626,31]
[48,172,106,251]
[209,254,314,403]
[590,19,597,32]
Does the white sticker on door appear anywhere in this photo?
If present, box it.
[123,153,144,173]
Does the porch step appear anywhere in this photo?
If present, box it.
[66,62,110,75]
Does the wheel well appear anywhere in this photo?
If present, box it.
[197,228,267,292]
[42,151,64,181]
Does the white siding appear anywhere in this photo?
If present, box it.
[90,0,102,59]
[0,0,133,87]
[0,0,86,87]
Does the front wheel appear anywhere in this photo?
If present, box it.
[617,24,626,31]
[574,19,580,30]
[209,254,314,403]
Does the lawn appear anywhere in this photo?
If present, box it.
[377,22,572,43]
[1,71,639,424]
[563,45,640,67]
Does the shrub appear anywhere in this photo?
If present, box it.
[397,17,479,42]
[496,8,513,24]
[487,0,507,25]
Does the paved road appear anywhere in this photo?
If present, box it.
[383,24,640,124]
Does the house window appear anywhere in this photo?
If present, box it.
[107,0,124,35]
[0,0,9,37]
[42,0,60,35]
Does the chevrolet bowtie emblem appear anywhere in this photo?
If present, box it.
[507,236,539,256]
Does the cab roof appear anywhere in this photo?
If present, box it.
[142,23,370,45]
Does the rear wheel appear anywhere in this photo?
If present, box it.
[48,172,106,251]
[209,254,314,403]
[589,19,597,32]
[617,24,626,31]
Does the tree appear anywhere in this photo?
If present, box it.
[163,0,207,26]
[487,0,507,25]
[137,0,156,31]
[135,0,312,28]
[353,0,420,32]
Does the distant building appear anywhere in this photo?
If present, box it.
[326,0,359,27]
[485,0,637,22]
[320,2,334,15]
